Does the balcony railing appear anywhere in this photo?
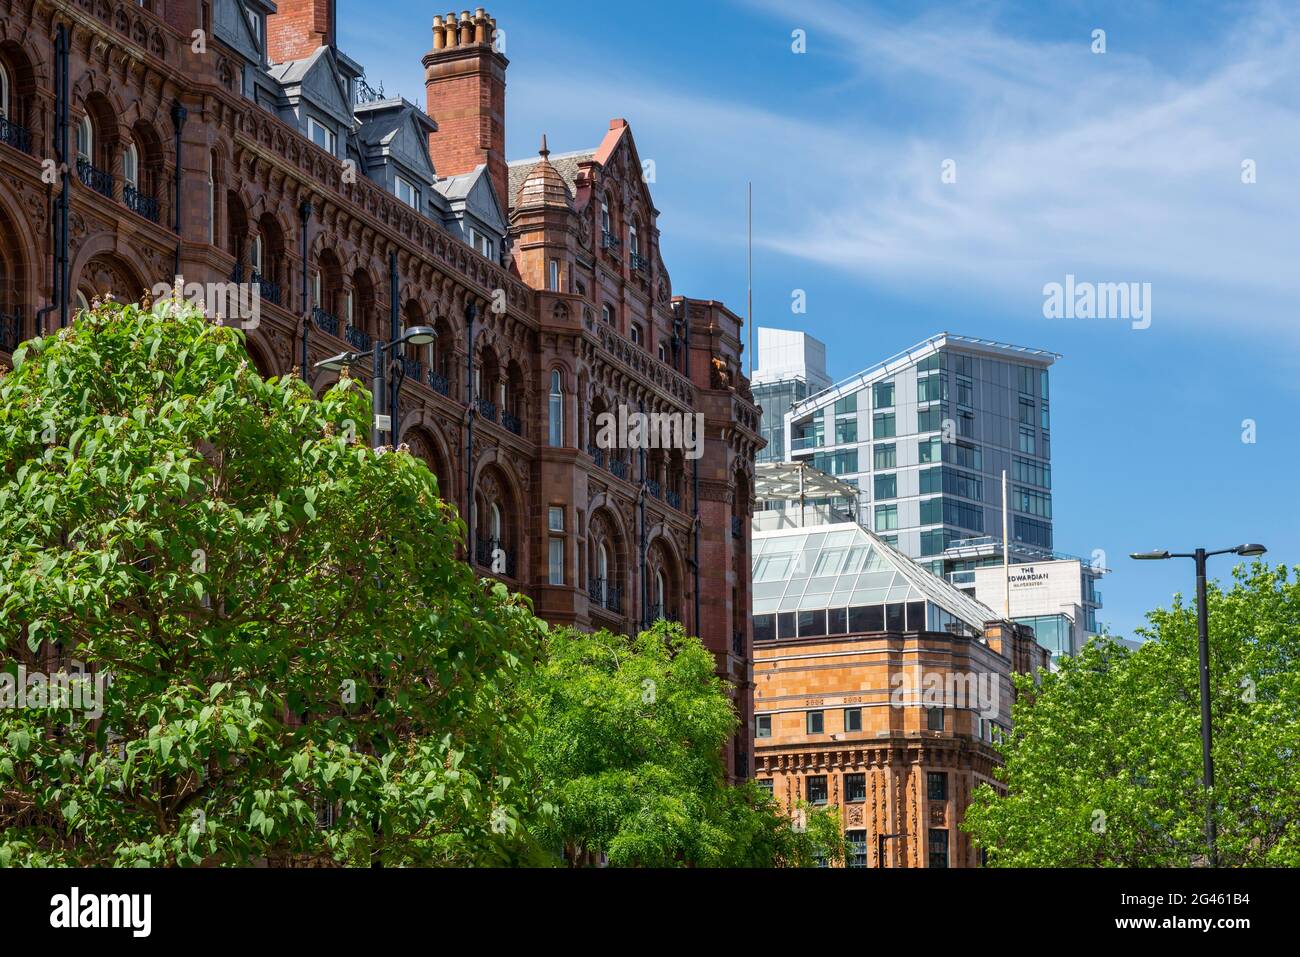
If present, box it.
[645,478,661,499]
[587,444,606,468]
[426,369,450,396]
[608,457,628,480]
[647,604,679,624]
[400,356,422,380]
[630,252,650,273]
[501,410,522,436]
[665,489,682,510]
[344,324,372,352]
[312,307,339,336]
[474,536,516,578]
[77,158,114,199]
[476,396,497,422]
[588,578,622,614]
[123,184,160,223]
[0,310,21,352]
[0,116,32,154]
[601,231,622,253]
[731,516,744,539]
[252,271,281,305]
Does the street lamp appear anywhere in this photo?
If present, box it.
[313,325,437,447]
[1129,542,1267,866]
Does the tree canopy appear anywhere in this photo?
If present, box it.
[0,299,547,866]
[963,562,1300,867]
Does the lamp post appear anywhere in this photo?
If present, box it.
[314,325,436,448]
[1129,542,1267,867]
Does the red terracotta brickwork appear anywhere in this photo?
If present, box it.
[268,0,333,64]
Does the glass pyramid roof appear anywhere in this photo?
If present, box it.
[751,521,996,632]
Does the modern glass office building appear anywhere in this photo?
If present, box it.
[751,328,832,464]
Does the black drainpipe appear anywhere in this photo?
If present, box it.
[464,301,476,556]
[298,200,311,379]
[388,250,399,443]
[170,101,187,277]
[51,23,70,329]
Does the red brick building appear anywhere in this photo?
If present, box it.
[0,1,762,776]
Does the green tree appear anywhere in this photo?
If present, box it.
[521,621,844,867]
[963,562,1300,867]
[0,298,547,866]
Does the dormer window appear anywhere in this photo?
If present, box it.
[308,118,335,155]
[394,175,419,210]
[247,8,262,45]
[469,227,495,261]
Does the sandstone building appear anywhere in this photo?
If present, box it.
[0,1,761,776]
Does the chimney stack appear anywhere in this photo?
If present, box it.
[267,0,335,64]
[423,8,509,211]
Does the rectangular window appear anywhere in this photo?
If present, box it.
[757,778,774,798]
[756,715,772,739]
[835,418,857,445]
[954,353,973,377]
[873,412,895,439]
[874,504,898,532]
[919,436,942,464]
[394,176,419,209]
[797,609,827,638]
[548,538,564,585]
[927,771,948,801]
[885,603,905,631]
[307,117,335,154]
[845,773,866,803]
[849,605,885,633]
[753,614,776,642]
[917,353,945,373]
[827,607,848,636]
[1041,431,1051,458]
[806,711,825,735]
[846,829,868,868]
[917,374,947,403]
[958,409,975,438]
[1018,426,1036,455]
[873,380,894,408]
[1014,516,1053,549]
[806,775,828,805]
[1019,396,1035,425]
[927,708,945,731]
[1012,457,1051,489]
[917,405,945,433]
[844,708,863,733]
[957,377,973,407]
[548,507,564,532]
[1015,486,1053,519]
[919,498,942,526]
[874,443,896,470]
[920,467,941,495]
[834,392,858,416]
[928,829,949,868]
[1017,365,1036,395]
[1040,369,1050,400]
[920,528,948,557]
[1040,402,1050,429]
[548,259,560,291]
[873,473,897,500]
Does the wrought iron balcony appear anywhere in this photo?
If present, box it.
[0,310,21,352]
[426,369,450,396]
[474,536,516,577]
[123,184,160,223]
[400,356,422,380]
[630,252,650,273]
[252,271,281,305]
[665,489,682,510]
[608,457,628,480]
[501,410,522,436]
[476,396,497,422]
[731,515,744,539]
[344,324,372,352]
[645,478,661,499]
[601,231,622,252]
[588,577,622,614]
[647,604,679,624]
[312,307,339,336]
[77,158,114,199]
[587,444,606,468]
[0,116,31,154]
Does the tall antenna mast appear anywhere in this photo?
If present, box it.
[747,181,753,378]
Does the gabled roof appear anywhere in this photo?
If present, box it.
[269,45,353,126]
[435,164,508,235]
[752,521,997,632]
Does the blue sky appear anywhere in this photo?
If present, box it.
[339,0,1300,640]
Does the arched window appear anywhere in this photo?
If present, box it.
[123,142,139,189]
[0,64,9,120]
[490,502,502,543]
[602,304,613,325]
[655,569,666,613]
[75,290,91,315]
[548,369,564,447]
[597,543,609,600]
[76,115,92,164]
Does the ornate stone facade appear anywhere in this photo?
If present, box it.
[0,0,762,777]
